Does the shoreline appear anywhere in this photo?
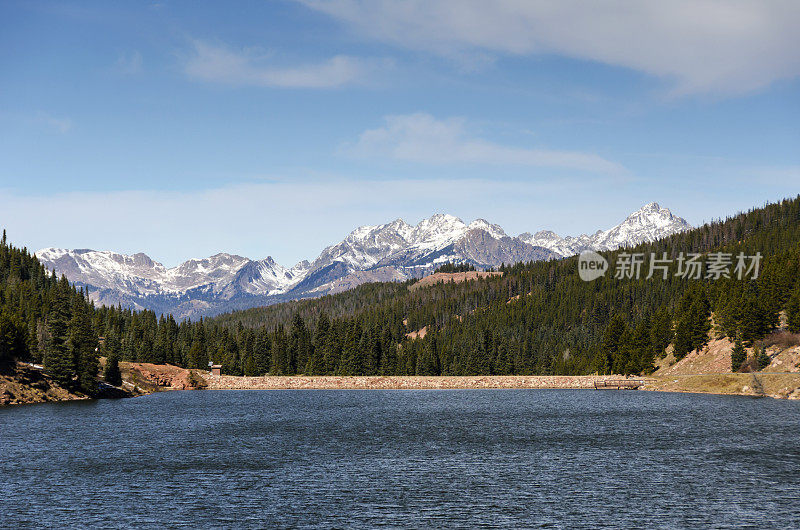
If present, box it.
[644,372,800,400]
[205,374,632,390]
[203,373,800,399]
[5,365,800,406]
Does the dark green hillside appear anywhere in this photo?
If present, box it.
[203,195,800,376]
[4,196,799,379]
[0,231,99,393]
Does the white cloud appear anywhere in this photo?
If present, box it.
[36,112,72,134]
[300,0,800,95]
[183,40,377,88]
[344,113,624,173]
[116,50,143,75]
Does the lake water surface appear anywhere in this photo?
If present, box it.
[1,390,799,528]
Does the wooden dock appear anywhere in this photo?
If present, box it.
[594,379,648,390]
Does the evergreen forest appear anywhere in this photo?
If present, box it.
[2,196,800,387]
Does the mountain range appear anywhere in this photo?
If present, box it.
[36,202,690,319]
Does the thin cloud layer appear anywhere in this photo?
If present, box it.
[345,113,624,173]
[301,0,800,95]
[36,112,72,134]
[115,50,143,75]
[0,179,577,266]
[184,40,373,88]
[4,170,796,266]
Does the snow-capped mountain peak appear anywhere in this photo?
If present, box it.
[518,202,691,257]
[408,214,468,247]
[36,202,691,318]
[34,248,305,303]
[35,248,168,292]
[592,202,691,251]
[313,218,414,271]
[468,219,507,239]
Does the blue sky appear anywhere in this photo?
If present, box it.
[1,0,798,266]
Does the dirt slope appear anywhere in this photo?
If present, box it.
[409,271,503,292]
[654,335,800,377]
[654,339,734,376]
[0,363,88,405]
[121,362,207,391]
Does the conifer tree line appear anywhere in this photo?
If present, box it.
[434,262,476,273]
[0,231,99,392]
[2,196,800,381]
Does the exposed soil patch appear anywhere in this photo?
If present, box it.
[764,345,800,372]
[654,339,734,376]
[653,336,800,377]
[649,373,800,399]
[0,363,88,406]
[406,326,428,340]
[409,271,503,292]
[121,362,207,391]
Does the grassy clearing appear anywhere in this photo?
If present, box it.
[650,373,800,399]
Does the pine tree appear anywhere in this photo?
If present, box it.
[188,341,204,369]
[254,328,271,375]
[154,315,169,364]
[757,346,771,371]
[289,314,311,374]
[69,294,98,393]
[339,320,363,375]
[307,313,329,375]
[104,329,122,360]
[731,334,746,372]
[596,314,625,374]
[787,290,800,333]
[380,328,397,375]
[104,353,122,386]
[270,325,287,375]
[417,332,440,375]
[0,309,26,367]
[45,278,74,387]
[615,325,635,375]
[650,307,673,358]
[674,286,711,359]
[631,317,654,374]
[189,322,208,368]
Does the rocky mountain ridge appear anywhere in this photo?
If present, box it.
[36,202,691,318]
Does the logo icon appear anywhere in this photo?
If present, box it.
[578,250,608,281]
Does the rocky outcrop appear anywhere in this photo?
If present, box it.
[0,363,88,406]
[122,362,207,391]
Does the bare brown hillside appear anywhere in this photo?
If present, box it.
[409,271,503,292]
[0,363,88,405]
[654,334,800,376]
[120,362,207,391]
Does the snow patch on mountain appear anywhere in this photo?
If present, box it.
[519,202,691,257]
[468,219,507,240]
[36,202,691,318]
[36,249,308,301]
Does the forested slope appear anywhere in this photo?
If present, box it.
[0,232,99,393]
[203,196,800,376]
[3,196,800,380]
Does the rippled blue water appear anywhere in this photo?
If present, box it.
[1,390,799,528]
